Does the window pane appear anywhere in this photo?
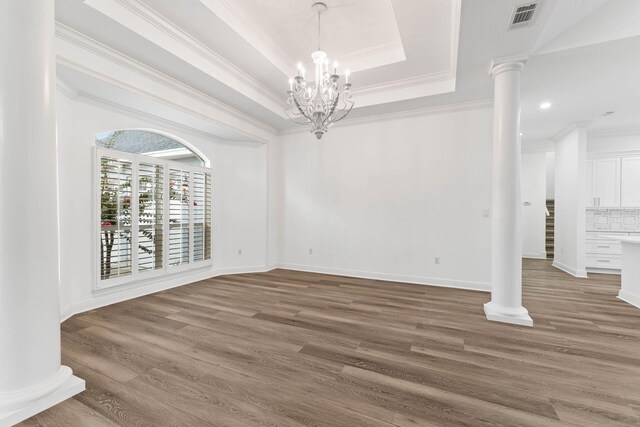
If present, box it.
[100,157,132,280]
[139,163,164,272]
[169,168,190,266]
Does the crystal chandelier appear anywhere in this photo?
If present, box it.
[285,2,354,139]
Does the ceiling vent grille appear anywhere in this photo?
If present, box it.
[508,2,538,30]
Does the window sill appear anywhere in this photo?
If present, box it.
[93,260,213,297]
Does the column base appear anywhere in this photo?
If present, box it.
[484,301,533,327]
[0,367,85,426]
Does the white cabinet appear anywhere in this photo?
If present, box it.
[586,231,626,272]
[587,158,620,207]
[621,157,640,207]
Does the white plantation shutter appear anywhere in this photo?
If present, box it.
[99,156,133,280]
[205,173,212,260]
[138,162,164,272]
[97,148,212,289]
[168,168,190,267]
[193,172,206,262]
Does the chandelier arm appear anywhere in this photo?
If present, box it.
[328,103,355,124]
[291,95,314,123]
[321,95,341,127]
[285,105,312,124]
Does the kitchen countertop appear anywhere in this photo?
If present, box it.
[617,236,640,245]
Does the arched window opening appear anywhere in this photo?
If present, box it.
[96,130,211,290]
[96,130,206,166]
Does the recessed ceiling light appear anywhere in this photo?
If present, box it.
[539,102,552,110]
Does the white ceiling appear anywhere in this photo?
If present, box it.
[54,0,640,143]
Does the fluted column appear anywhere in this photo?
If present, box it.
[0,1,84,424]
[484,59,533,327]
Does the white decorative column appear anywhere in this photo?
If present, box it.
[0,2,84,425]
[484,58,533,327]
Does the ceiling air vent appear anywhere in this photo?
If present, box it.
[507,2,538,30]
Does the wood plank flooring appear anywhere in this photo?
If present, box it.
[20,260,640,426]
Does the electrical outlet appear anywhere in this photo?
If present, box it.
[435,257,440,265]
[308,248,313,255]
[238,249,242,255]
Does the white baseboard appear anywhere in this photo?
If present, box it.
[618,289,640,309]
[587,267,621,276]
[60,262,491,323]
[61,265,276,322]
[214,264,278,276]
[552,260,588,278]
[59,305,74,323]
[276,262,491,292]
[523,252,547,260]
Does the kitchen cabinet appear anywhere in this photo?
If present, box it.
[587,158,620,207]
[621,157,640,207]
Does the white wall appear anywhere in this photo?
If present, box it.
[546,151,555,200]
[56,93,271,319]
[588,133,640,153]
[553,127,587,277]
[521,152,547,259]
[275,107,494,291]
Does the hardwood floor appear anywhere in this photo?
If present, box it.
[21,260,640,426]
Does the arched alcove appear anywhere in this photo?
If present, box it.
[95,129,209,167]
[95,129,212,289]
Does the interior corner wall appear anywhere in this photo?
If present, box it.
[266,139,280,267]
[55,92,270,319]
[521,152,547,259]
[553,127,587,277]
[546,151,556,200]
[275,107,494,291]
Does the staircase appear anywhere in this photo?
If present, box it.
[546,200,554,259]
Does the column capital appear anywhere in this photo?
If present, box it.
[490,55,529,78]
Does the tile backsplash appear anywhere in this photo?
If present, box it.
[586,208,640,232]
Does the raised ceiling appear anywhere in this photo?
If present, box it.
[211,0,407,74]
[54,0,640,143]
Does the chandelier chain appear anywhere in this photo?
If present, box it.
[317,9,321,51]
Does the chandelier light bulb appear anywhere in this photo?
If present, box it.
[289,78,293,91]
[345,70,350,84]
[333,61,338,74]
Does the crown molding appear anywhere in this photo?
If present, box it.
[278,98,493,136]
[352,70,456,108]
[83,0,286,117]
[60,84,255,144]
[55,79,78,99]
[201,0,459,110]
[353,70,454,96]
[199,0,296,77]
[551,121,592,142]
[56,23,276,142]
[552,123,578,142]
